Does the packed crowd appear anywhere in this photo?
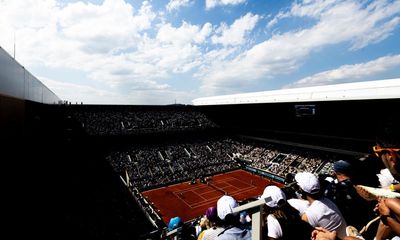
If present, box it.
[232,142,335,179]
[107,138,338,191]
[107,139,242,190]
[105,119,400,240]
[162,124,400,240]
[166,161,399,240]
[67,107,218,135]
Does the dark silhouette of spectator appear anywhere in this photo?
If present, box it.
[311,123,400,240]
[375,122,400,182]
[261,185,312,240]
[373,123,400,240]
[323,160,373,229]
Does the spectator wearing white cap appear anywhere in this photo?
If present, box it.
[262,185,312,240]
[216,195,251,240]
[291,172,348,239]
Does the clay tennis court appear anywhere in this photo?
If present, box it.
[142,169,282,224]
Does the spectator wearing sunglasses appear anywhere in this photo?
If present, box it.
[374,123,400,240]
[374,123,400,183]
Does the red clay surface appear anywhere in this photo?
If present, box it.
[142,169,283,224]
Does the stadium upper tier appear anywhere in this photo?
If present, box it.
[192,79,400,106]
[0,46,60,104]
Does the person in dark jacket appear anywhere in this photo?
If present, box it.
[324,160,373,230]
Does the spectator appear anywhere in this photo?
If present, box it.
[216,195,251,240]
[198,206,224,240]
[375,123,400,183]
[374,123,400,240]
[167,216,183,240]
[290,172,347,239]
[168,216,183,232]
[167,216,196,240]
[261,185,312,240]
[323,160,373,229]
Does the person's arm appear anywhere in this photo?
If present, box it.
[384,198,400,216]
[383,198,400,235]
[381,215,400,236]
[375,221,392,240]
[301,213,309,223]
[311,228,361,240]
[311,227,338,240]
[375,198,400,237]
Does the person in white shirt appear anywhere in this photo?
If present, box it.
[290,172,348,239]
[215,195,251,240]
[262,185,312,240]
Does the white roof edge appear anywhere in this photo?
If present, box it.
[192,79,400,106]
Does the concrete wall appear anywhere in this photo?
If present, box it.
[0,46,60,104]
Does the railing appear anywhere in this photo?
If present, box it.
[164,196,272,240]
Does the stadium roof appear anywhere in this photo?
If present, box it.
[192,79,400,106]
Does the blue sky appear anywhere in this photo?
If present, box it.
[0,0,399,104]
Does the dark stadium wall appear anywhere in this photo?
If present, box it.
[0,46,61,137]
[0,94,25,136]
[196,98,400,151]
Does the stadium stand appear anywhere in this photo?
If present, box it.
[2,47,400,239]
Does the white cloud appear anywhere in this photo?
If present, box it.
[0,0,157,66]
[212,13,259,46]
[39,77,123,104]
[59,0,155,54]
[166,0,193,12]
[206,0,246,10]
[284,55,400,88]
[1,0,398,103]
[40,76,195,104]
[199,0,400,95]
[0,0,201,102]
[351,16,400,50]
[268,0,400,50]
[157,21,212,46]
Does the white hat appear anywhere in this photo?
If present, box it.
[261,185,286,208]
[295,172,320,194]
[217,195,238,220]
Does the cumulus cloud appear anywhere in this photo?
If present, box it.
[1,0,398,103]
[212,13,259,46]
[199,0,400,94]
[40,76,195,104]
[0,0,157,66]
[267,0,400,50]
[284,55,400,88]
[0,0,207,103]
[59,0,155,54]
[166,0,193,12]
[206,0,247,10]
[157,21,212,46]
[39,77,123,104]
